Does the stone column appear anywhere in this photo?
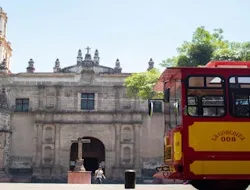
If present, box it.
[55,85,62,111]
[33,124,43,177]
[115,124,121,167]
[105,150,115,178]
[114,86,121,111]
[36,124,43,165]
[78,141,82,159]
[134,124,141,174]
[32,124,38,165]
[52,124,62,178]
[54,124,61,165]
[38,85,45,110]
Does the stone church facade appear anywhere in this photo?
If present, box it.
[0,7,165,182]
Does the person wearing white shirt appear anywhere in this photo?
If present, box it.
[94,167,106,184]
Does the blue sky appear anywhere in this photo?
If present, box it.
[1,0,250,73]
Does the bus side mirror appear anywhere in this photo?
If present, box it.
[148,100,154,116]
[164,88,170,103]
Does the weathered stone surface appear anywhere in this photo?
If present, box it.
[0,69,165,182]
[0,66,165,182]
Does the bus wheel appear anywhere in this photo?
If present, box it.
[190,180,212,190]
[190,180,249,190]
[216,180,249,190]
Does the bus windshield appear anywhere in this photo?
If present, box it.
[186,75,225,117]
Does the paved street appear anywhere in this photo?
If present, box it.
[1,183,250,190]
[0,183,196,190]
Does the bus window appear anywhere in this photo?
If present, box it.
[234,94,249,116]
[188,77,204,87]
[187,96,198,116]
[186,76,225,117]
[206,77,222,88]
[202,96,224,116]
[229,76,250,117]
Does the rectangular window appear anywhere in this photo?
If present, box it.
[186,76,225,117]
[15,98,29,112]
[153,101,162,113]
[81,93,95,110]
[229,76,250,117]
[202,96,225,116]
[188,76,204,87]
[229,76,250,89]
[206,77,222,88]
[187,96,198,116]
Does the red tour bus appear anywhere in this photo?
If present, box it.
[149,61,250,190]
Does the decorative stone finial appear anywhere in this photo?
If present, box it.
[114,59,122,73]
[53,58,61,73]
[84,46,92,61]
[94,49,99,56]
[26,58,35,73]
[77,49,83,66]
[147,58,154,71]
[94,49,100,65]
[115,59,120,67]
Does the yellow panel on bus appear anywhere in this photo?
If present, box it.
[189,122,250,152]
[174,132,182,161]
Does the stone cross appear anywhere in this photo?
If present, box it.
[86,46,91,54]
[71,137,91,172]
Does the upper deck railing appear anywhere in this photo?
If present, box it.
[204,61,250,68]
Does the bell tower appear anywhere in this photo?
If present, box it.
[0,7,12,71]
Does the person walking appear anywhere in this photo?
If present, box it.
[95,167,106,184]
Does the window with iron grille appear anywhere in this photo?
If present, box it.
[15,98,29,112]
[81,93,95,110]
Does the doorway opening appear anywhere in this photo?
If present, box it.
[69,137,105,174]
[84,157,99,173]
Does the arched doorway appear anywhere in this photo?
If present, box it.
[69,137,105,174]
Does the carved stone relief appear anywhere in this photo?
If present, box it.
[44,126,53,142]
[46,97,55,108]
[122,147,131,164]
[121,125,133,142]
[121,144,133,165]
[43,125,54,143]
[122,126,132,142]
[43,146,53,164]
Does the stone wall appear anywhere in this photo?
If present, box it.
[0,109,11,180]
[0,72,165,181]
[10,114,34,169]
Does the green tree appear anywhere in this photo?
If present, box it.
[124,68,163,100]
[160,26,250,67]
